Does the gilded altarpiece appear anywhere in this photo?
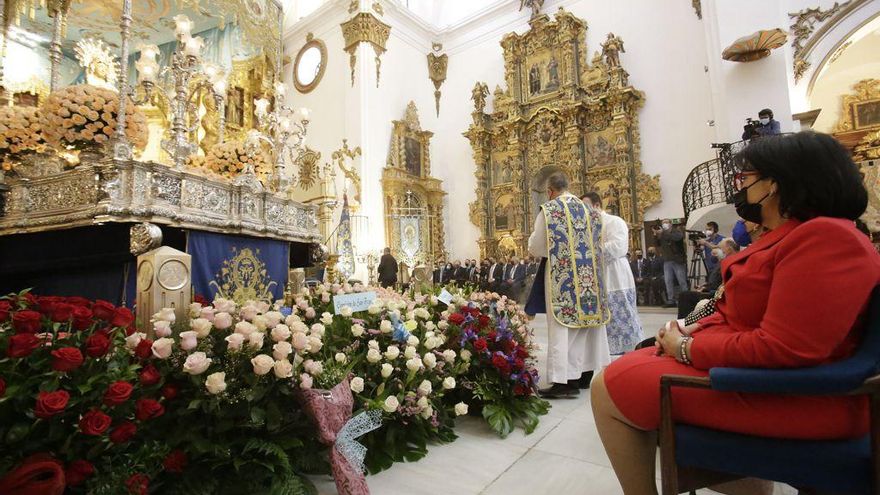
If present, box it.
[382,102,446,266]
[464,9,660,259]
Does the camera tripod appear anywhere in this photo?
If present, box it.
[688,243,706,290]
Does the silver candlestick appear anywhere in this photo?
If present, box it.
[253,82,310,191]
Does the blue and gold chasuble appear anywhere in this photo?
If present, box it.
[525,195,609,328]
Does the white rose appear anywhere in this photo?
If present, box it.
[429,295,438,305]
[265,311,283,327]
[291,332,309,351]
[304,359,323,375]
[205,372,227,394]
[191,318,213,338]
[248,332,265,349]
[240,305,258,321]
[404,346,417,359]
[179,331,198,351]
[340,306,353,318]
[350,376,365,393]
[256,301,270,314]
[189,302,203,318]
[418,380,432,396]
[381,363,393,378]
[417,396,429,409]
[321,292,331,303]
[153,320,172,338]
[307,336,323,353]
[274,359,293,378]
[414,307,430,320]
[271,324,291,342]
[368,304,382,315]
[213,312,233,330]
[252,315,269,332]
[384,345,400,361]
[424,336,439,350]
[291,321,309,334]
[213,297,236,314]
[368,339,380,350]
[423,353,437,369]
[443,377,456,390]
[335,352,348,364]
[320,312,333,325]
[304,307,316,319]
[310,323,325,336]
[150,338,174,359]
[200,307,216,322]
[421,405,434,419]
[383,395,400,413]
[425,321,436,331]
[460,349,472,362]
[125,332,145,350]
[299,372,313,389]
[183,351,212,375]
[285,314,301,327]
[235,321,256,337]
[153,307,176,323]
[351,323,364,337]
[441,310,450,319]
[380,320,392,333]
[454,402,469,416]
[225,333,245,351]
[251,354,275,375]
[442,349,456,363]
[367,349,382,363]
[438,321,449,330]
[273,341,293,360]
[406,335,419,347]
[406,357,422,372]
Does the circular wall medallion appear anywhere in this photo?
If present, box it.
[137,260,154,291]
[158,259,189,290]
[294,34,327,94]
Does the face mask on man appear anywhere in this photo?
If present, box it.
[759,117,770,126]
[662,223,671,230]
[712,248,725,260]
[704,230,714,237]
[636,253,643,259]
[647,252,656,258]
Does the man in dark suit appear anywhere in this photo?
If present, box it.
[502,256,527,300]
[433,260,450,286]
[487,257,504,292]
[630,249,648,305]
[377,248,398,288]
[644,247,665,306]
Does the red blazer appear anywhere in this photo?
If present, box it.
[690,217,880,370]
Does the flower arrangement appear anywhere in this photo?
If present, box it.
[39,84,148,152]
[0,292,171,494]
[202,140,272,180]
[0,106,46,169]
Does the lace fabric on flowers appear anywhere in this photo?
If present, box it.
[335,410,383,473]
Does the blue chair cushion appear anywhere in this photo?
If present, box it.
[675,424,871,495]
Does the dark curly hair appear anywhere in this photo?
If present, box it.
[733,132,867,221]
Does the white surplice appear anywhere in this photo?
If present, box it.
[600,211,643,354]
[527,193,611,384]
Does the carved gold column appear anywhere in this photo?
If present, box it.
[341,12,391,87]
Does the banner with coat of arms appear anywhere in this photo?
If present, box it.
[188,231,289,304]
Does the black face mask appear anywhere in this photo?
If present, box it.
[647,253,655,258]
[732,179,770,224]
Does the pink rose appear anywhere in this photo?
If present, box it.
[291,332,308,351]
[199,307,216,322]
[213,312,233,330]
[304,308,316,319]
[299,373,313,389]
[179,331,198,351]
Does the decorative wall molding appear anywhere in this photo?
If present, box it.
[340,11,392,87]
[427,44,448,116]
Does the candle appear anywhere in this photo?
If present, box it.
[278,116,291,131]
[254,98,270,118]
[299,107,311,120]
[136,59,158,83]
[183,36,203,58]
[274,81,286,98]
[212,79,227,96]
[203,63,221,83]
[174,14,193,40]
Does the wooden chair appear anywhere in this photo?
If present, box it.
[659,289,880,495]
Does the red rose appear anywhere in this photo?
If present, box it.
[71,306,94,331]
[134,398,164,421]
[515,347,528,359]
[502,339,516,354]
[92,300,116,321]
[36,296,64,315]
[491,354,511,374]
[473,338,488,353]
[134,339,153,360]
[50,347,84,372]
[0,377,5,398]
[65,296,92,307]
[111,308,134,328]
[487,331,498,341]
[79,409,112,436]
[0,300,11,322]
[161,383,179,400]
[34,390,70,419]
[0,454,65,494]
[11,310,42,334]
[103,381,134,406]
[478,314,491,329]
[514,384,530,396]
[513,357,525,371]
[139,364,161,387]
[109,422,137,444]
[7,333,41,358]
[84,332,111,358]
[448,313,465,326]
[50,303,75,323]
[162,450,188,473]
[65,460,95,486]
[125,473,149,495]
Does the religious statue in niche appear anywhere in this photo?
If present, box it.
[529,64,541,95]
[471,82,489,113]
[588,136,614,168]
[546,57,560,90]
[494,194,514,231]
[603,183,621,216]
[404,137,422,176]
[226,87,245,127]
[601,33,625,67]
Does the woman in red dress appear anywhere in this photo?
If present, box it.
[592,132,880,495]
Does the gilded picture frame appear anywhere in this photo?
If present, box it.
[293,34,328,94]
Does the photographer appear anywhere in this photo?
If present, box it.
[741,108,781,141]
[696,221,725,273]
[651,219,688,308]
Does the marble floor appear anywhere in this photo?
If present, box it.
[311,308,794,495]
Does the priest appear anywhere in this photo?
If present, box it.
[526,172,611,399]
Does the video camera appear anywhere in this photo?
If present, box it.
[686,230,706,243]
[743,117,763,139]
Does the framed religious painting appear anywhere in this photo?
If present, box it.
[855,99,880,130]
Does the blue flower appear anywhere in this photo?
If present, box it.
[389,312,411,343]
[279,307,293,317]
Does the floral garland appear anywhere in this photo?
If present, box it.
[39,84,148,152]
[0,106,46,169]
[201,140,272,180]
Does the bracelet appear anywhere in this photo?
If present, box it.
[678,336,692,365]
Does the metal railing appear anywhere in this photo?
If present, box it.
[681,140,747,219]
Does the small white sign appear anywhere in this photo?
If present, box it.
[438,289,454,306]
[333,291,377,314]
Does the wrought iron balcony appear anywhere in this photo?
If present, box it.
[682,140,747,219]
